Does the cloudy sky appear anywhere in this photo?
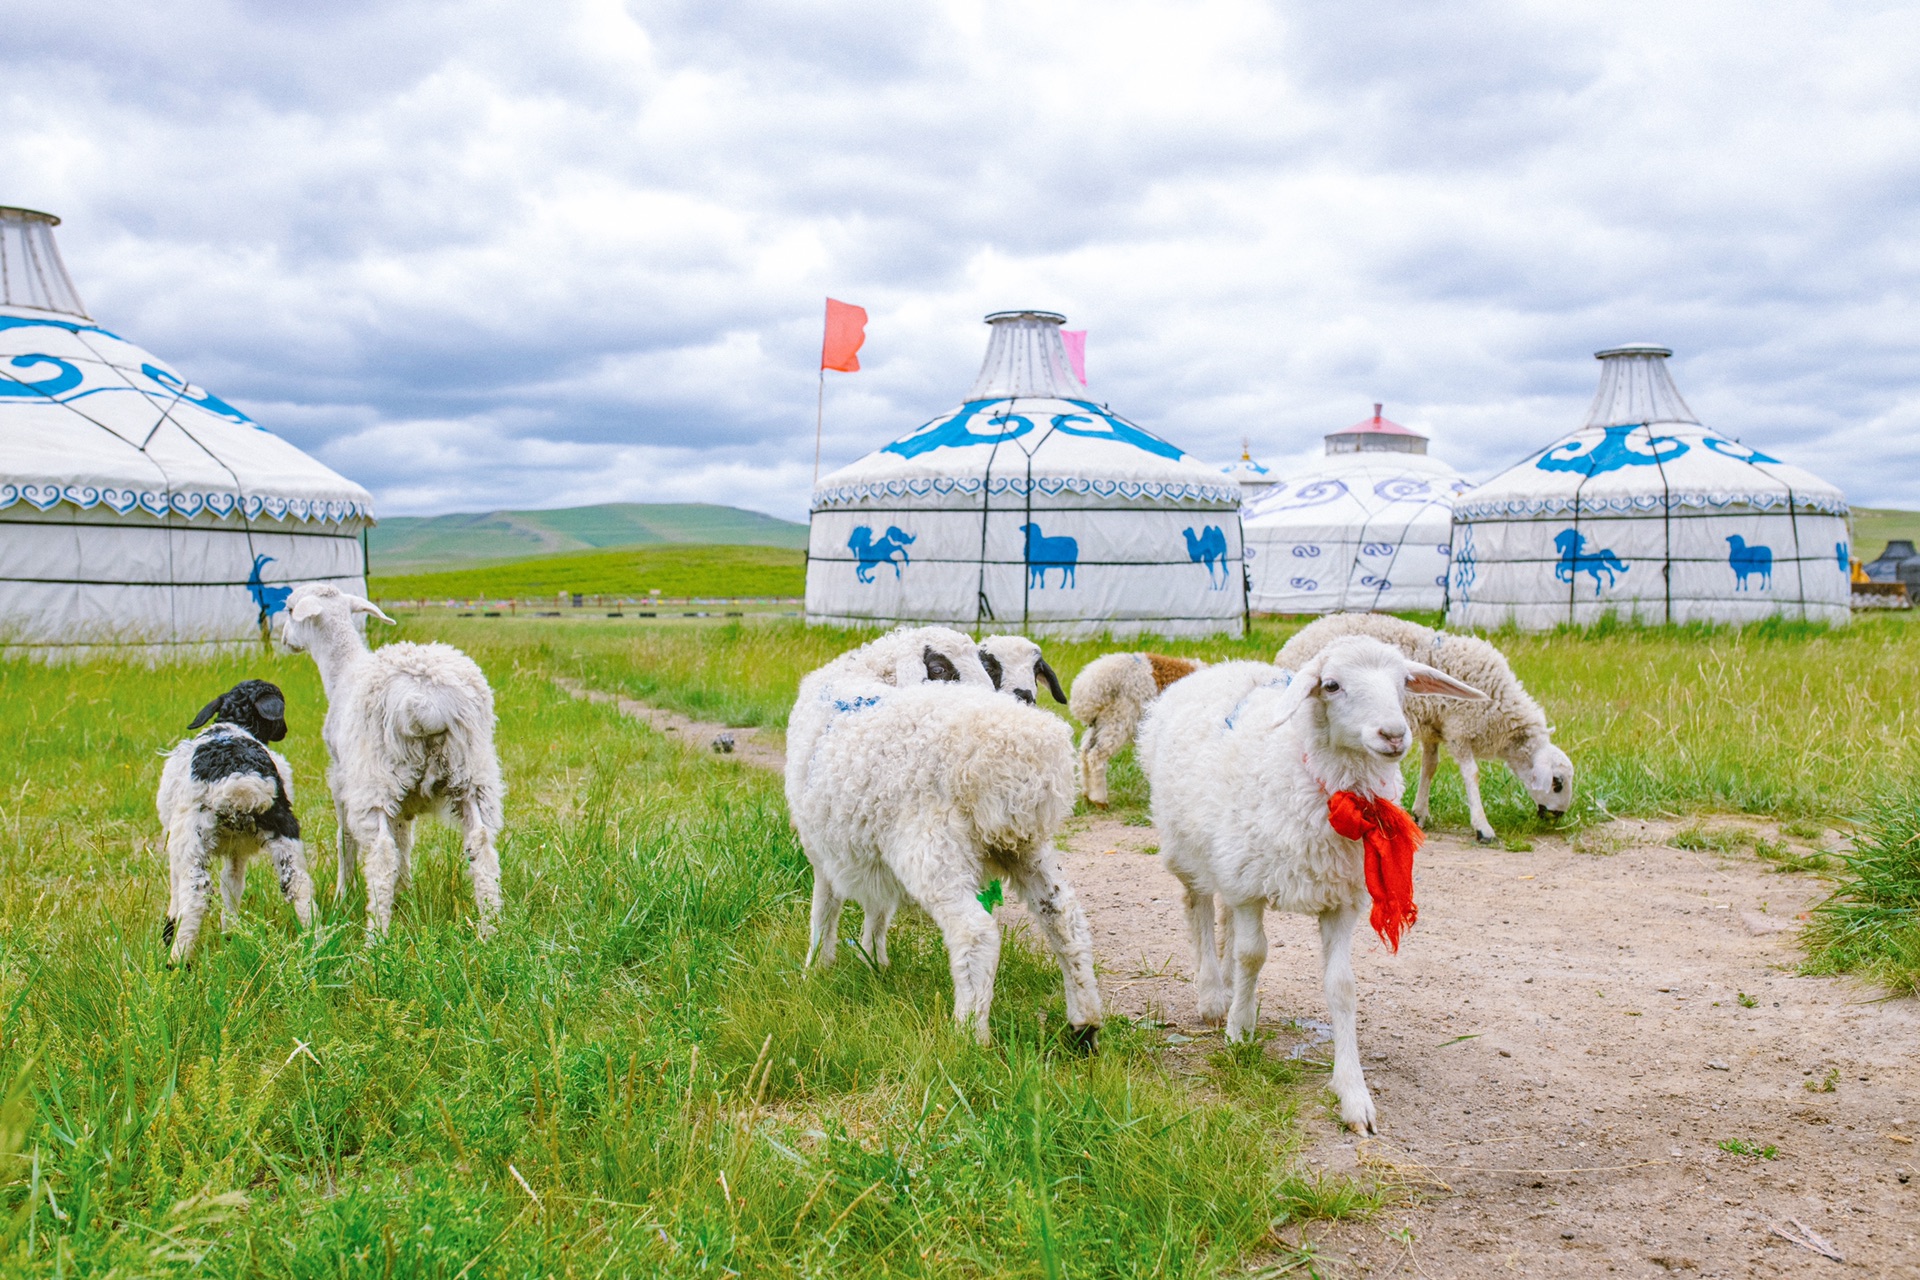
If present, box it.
[7,0,1920,520]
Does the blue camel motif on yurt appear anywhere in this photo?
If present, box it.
[1536,424,1688,475]
[883,401,1034,458]
[848,526,916,582]
[1021,523,1079,588]
[246,555,292,619]
[1049,401,1185,460]
[1553,529,1628,594]
[1183,525,1230,588]
[1726,536,1773,590]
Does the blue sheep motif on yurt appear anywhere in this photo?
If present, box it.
[1726,536,1772,590]
[1020,523,1078,589]
[1553,529,1628,594]
[848,526,915,583]
[1183,525,1230,588]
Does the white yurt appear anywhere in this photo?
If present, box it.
[1243,405,1471,614]
[1219,440,1277,499]
[1447,344,1849,630]
[0,207,373,655]
[806,310,1245,638]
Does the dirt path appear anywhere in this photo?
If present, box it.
[571,684,1920,1276]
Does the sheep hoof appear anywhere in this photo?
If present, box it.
[1475,830,1498,845]
[1066,1024,1100,1055]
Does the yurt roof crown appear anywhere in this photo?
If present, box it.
[1586,344,1697,427]
[969,309,1082,398]
[0,207,87,318]
[1326,403,1426,455]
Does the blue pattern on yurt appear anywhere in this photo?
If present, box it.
[1021,523,1078,588]
[848,526,915,582]
[1553,529,1628,593]
[1726,536,1772,590]
[1536,424,1688,475]
[1184,525,1230,588]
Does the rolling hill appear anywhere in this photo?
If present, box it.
[369,502,807,572]
[369,544,806,602]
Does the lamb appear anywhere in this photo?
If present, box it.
[976,634,1068,707]
[279,584,506,941]
[1066,651,1206,806]
[1138,638,1485,1131]
[787,627,1101,1046]
[1277,614,1573,843]
[155,679,314,964]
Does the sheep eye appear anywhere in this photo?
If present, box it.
[1321,680,1340,693]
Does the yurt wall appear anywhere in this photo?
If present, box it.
[806,311,1245,638]
[1447,345,1849,630]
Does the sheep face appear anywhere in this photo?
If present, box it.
[899,628,997,690]
[278,583,395,652]
[1289,637,1487,762]
[1512,742,1575,819]
[188,679,290,743]
[976,635,1067,706]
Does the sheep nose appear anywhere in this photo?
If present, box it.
[1016,689,1035,705]
[1378,728,1407,754]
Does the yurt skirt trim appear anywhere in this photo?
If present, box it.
[1,484,372,523]
[1455,489,1847,521]
[812,475,1242,510]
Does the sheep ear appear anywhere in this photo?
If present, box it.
[187,698,222,731]
[349,596,397,625]
[289,594,326,623]
[1406,663,1487,700]
[253,688,286,722]
[1035,656,1067,704]
[1268,658,1325,727]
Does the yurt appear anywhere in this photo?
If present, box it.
[1447,344,1849,630]
[806,310,1245,638]
[1219,440,1277,499]
[0,207,373,655]
[1243,405,1471,614]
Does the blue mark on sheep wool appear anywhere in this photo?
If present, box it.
[1183,525,1229,588]
[1021,522,1079,589]
[246,555,292,620]
[0,353,83,398]
[1553,529,1628,594]
[1048,401,1185,460]
[1702,436,1780,464]
[1726,536,1773,590]
[832,695,881,714]
[849,525,915,583]
[1536,424,1688,475]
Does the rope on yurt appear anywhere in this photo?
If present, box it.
[1741,450,1812,622]
[1644,422,1677,626]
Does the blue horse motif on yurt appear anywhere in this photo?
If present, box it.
[1553,529,1628,594]
[848,526,915,582]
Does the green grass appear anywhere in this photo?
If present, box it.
[0,631,1358,1276]
[1716,1138,1779,1160]
[369,544,806,603]
[1803,787,1920,997]
[1849,507,1920,564]
[371,502,808,572]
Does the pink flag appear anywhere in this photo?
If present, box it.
[821,298,867,372]
[1061,329,1087,385]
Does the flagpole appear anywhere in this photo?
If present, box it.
[813,368,826,485]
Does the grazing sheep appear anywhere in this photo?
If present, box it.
[1277,614,1573,843]
[156,679,314,964]
[976,634,1068,707]
[1066,652,1206,806]
[280,584,506,941]
[1139,638,1485,1131]
[787,628,1101,1046]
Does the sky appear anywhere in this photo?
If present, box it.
[6,0,1920,521]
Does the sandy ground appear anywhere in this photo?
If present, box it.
[569,682,1920,1277]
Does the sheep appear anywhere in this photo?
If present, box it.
[787,627,1101,1046]
[155,679,314,964]
[279,584,506,941]
[1276,614,1574,843]
[1138,638,1486,1131]
[976,634,1068,707]
[1066,652,1206,806]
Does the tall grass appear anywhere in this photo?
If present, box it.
[0,638,1344,1276]
[1803,787,1920,996]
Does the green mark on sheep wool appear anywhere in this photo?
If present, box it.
[978,879,1003,912]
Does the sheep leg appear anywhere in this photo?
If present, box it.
[166,813,216,965]
[460,799,503,939]
[806,874,844,968]
[1224,900,1268,1043]
[1318,904,1376,1134]
[1412,740,1441,827]
[266,836,315,928]
[921,884,1001,1044]
[1182,882,1229,1025]
[392,817,415,891]
[859,903,894,968]
[361,813,402,942]
[1455,748,1497,843]
[1078,722,1109,807]
[1007,848,1103,1041]
[219,850,249,929]
[334,795,358,902]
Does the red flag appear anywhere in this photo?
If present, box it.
[821,298,867,372]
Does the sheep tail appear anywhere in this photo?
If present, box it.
[206,774,277,817]
[1326,791,1423,952]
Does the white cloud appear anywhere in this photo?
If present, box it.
[5,0,1920,520]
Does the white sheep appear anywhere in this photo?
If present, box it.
[1066,651,1205,806]
[1276,614,1573,843]
[280,585,506,941]
[1139,637,1485,1131]
[975,634,1068,707]
[787,626,1102,1045]
[156,680,314,964]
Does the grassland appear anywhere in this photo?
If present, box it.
[371,502,808,572]
[369,544,806,603]
[1850,506,1920,562]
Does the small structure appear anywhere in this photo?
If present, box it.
[805,310,1244,638]
[1219,440,1277,499]
[1243,405,1470,614]
[1447,345,1849,629]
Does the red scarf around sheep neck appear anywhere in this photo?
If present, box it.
[1324,788,1423,952]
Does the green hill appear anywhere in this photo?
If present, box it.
[1852,508,1920,561]
[370,544,805,602]
[369,503,807,572]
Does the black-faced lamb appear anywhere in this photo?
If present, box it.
[786,626,1101,1046]
[1138,637,1485,1131]
[1276,613,1574,842]
[1066,651,1206,806]
[156,679,314,964]
[280,584,505,941]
